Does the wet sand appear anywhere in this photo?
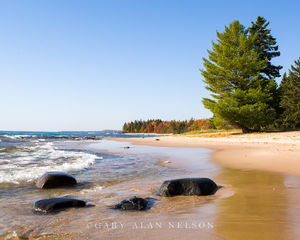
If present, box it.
[3,135,300,240]
[108,131,300,176]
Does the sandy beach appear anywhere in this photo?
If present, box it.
[109,131,300,176]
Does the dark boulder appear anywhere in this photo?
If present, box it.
[34,197,86,213]
[84,136,102,140]
[113,196,148,211]
[36,171,77,189]
[157,178,218,197]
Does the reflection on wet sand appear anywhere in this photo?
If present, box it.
[214,168,300,240]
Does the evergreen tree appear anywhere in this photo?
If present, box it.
[275,72,287,117]
[249,16,282,119]
[122,123,128,133]
[170,121,177,133]
[201,20,276,133]
[280,58,300,128]
[249,16,282,79]
[177,122,186,134]
[280,72,287,86]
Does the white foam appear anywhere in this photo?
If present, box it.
[2,134,29,139]
[80,185,103,194]
[0,141,101,184]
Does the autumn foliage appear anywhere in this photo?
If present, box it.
[122,119,215,134]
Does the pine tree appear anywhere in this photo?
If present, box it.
[280,58,300,128]
[280,72,287,86]
[249,16,282,79]
[201,20,276,133]
[249,16,282,118]
[275,72,287,117]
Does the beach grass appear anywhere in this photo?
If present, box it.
[178,129,242,136]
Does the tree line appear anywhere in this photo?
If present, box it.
[122,119,215,134]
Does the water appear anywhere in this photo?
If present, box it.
[0,131,173,238]
[0,131,160,185]
[0,130,160,138]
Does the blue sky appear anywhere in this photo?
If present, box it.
[1,0,299,131]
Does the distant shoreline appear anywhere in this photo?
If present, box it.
[108,131,300,176]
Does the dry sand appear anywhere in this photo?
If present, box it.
[109,131,300,176]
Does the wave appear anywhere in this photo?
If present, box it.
[0,142,101,184]
[0,134,30,139]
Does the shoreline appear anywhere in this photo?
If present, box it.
[108,131,300,176]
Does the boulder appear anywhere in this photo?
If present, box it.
[34,197,86,213]
[36,171,77,189]
[157,178,218,197]
[84,136,102,140]
[113,196,148,211]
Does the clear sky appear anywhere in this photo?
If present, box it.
[1,0,299,131]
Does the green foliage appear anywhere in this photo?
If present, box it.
[249,16,282,117]
[249,16,282,79]
[212,115,236,130]
[271,72,287,128]
[280,58,300,128]
[201,20,277,133]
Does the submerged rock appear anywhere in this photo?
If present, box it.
[34,197,86,213]
[83,136,102,140]
[36,171,77,189]
[113,196,148,211]
[157,178,218,197]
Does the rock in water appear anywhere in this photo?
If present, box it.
[34,197,86,213]
[157,178,218,197]
[113,196,148,211]
[36,171,77,189]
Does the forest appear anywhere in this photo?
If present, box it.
[122,119,215,134]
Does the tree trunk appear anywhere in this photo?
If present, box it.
[241,127,252,133]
